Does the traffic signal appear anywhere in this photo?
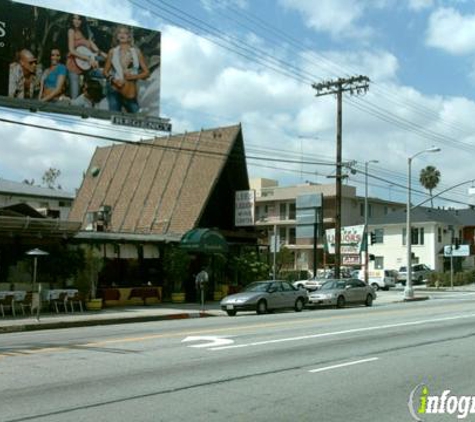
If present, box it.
[370,232,376,245]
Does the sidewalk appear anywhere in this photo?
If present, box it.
[0,302,225,334]
[1,286,473,334]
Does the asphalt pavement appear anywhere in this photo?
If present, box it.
[1,285,473,334]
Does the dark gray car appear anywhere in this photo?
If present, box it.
[307,278,376,308]
[220,280,308,316]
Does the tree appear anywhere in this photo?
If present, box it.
[42,167,62,190]
[419,165,441,208]
[162,246,191,293]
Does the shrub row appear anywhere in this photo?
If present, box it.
[427,270,475,287]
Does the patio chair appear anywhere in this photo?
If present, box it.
[0,295,16,317]
[17,292,33,316]
[66,292,84,313]
[52,292,68,313]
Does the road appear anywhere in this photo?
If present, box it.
[1,291,475,421]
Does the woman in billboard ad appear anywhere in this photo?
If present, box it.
[103,25,150,114]
[39,48,68,102]
[66,13,105,99]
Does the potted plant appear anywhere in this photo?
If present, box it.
[76,246,104,311]
[163,246,191,303]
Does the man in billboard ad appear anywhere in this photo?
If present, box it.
[0,1,161,122]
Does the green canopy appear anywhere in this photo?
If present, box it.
[180,229,228,254]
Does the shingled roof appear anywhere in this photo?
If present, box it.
[69,124,250,240]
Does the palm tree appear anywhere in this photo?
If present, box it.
[419,165,441,207]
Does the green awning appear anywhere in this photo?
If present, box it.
[180,228,228,254]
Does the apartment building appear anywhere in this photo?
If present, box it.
[250,178,405,273]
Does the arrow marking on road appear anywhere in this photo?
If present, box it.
[182,335,235,348]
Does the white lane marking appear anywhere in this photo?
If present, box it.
[309,357,379,373]
[210,312,475,351]
[182,335,235,348]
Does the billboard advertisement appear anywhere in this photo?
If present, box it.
[0,1,166,127]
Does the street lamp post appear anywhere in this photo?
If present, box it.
[364,160,378,284]
[405,147,441,299]
[26,248,49,321]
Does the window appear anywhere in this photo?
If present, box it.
[280,203,287,220]
[374,228,384,244]
[438,227,442,243]
[402,227,424,245]
[375,256,384,269]
[289,228,296,244]
[289,203,296,219]
[279,227,287,243]
[360,203,364,217]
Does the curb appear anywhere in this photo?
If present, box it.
[403,296,430,302]
[0,311,218,334]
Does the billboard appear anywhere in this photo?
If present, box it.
[0,1,167,128]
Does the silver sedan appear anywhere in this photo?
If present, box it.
[307,278,376,308]
[220,280,308,316]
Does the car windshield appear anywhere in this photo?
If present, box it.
[244,282,272,293]
[320,280,347,290]
[399,266,407,272]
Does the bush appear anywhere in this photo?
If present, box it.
[427,270,475,288]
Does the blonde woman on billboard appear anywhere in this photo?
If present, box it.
[39,48,68,102]
[103,25,149,113]
[66,14,105,99]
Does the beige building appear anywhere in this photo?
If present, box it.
[250,178,405,274]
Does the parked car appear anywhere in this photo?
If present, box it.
[307,278,376,308]
[293,268,353,291]
[220,280,308,316]
[292,277,327,291]
[357,269,397,291]
[397,264,432,285]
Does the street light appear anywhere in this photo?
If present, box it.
[364,160,378,284]
[26,248,49,321]
[405,146,441,299]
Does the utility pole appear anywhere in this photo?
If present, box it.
[312,76,369,278]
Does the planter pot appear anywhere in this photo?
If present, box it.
[85,298,103,311]
[171,292,186,303]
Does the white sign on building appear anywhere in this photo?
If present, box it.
[325,225,365,255]
[444,245,470,257]
[235,190,256,227]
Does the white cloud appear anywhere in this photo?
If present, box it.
[426,7,475,55]
[13,0,142,26]
[279,0,373,40]
[407,0,434,11]
[200,0,248,12]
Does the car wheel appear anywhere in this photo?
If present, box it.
[365,294,373,307]
[371,283,379,291]
[226,310,237,316]
[256,299,268,315]
[294,298,304,312]
[336,296,346,308]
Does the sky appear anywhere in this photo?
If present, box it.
[2,0,475,208]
